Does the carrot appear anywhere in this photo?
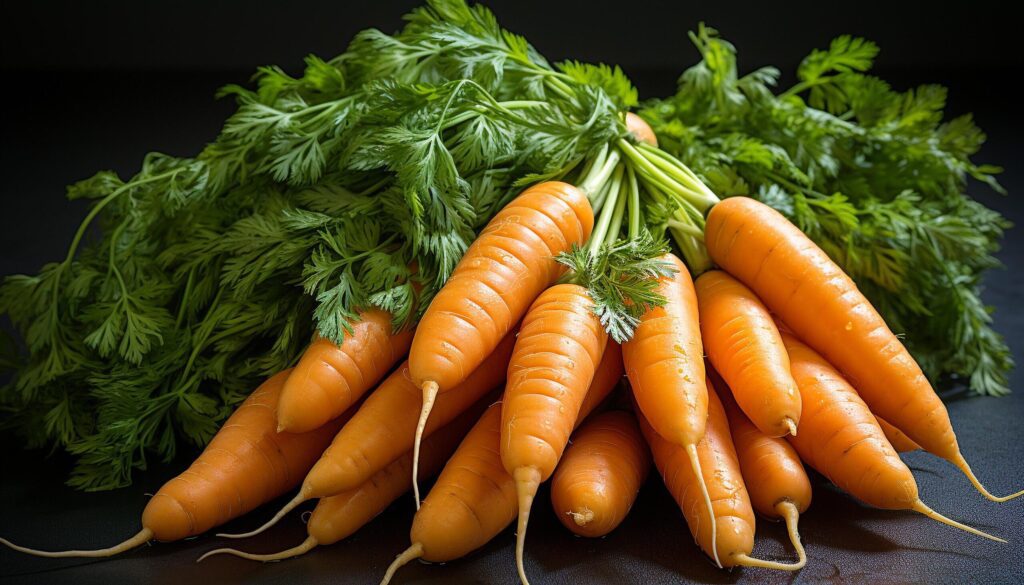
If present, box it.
[781,332,1005,542]
[197,399,484,563]
[409,181,594,507]
[715,371,811,569]
[705,196,1022,502]
[625,112,658,147]
[550,410,650,538]
[621,253,719,565]
[499,283,608,584]
[877,415,921,453]
[695,270,800,437]
[0,371,348,558]
[381,402,518,584]
[220,332,515,540]
[277,308,413,433]
[640,378,803,570]
[578,341,624,419]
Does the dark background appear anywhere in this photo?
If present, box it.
[2,1,1023,584]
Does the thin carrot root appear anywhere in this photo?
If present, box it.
[953,452,1024,503]
[732,553,805,571]
[380,542,424,585]
[196,536,318,563]
[514,466,542,585]
[774,501,806,570]
[687,444,720,569]
[216,493,305,539]
[0,528,153,558]
[568,508,595,527]
[784,418,797,437]
[413,381,440,510]
[912,500,1006,543]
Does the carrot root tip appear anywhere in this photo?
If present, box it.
[568,508,595,527]
[733,553,805,572]
[0,528,153,559]
[197,536,317,563]
[413,381,440,510]
[774,501,806,570]
[953,452,1024,503]
[784,418,797,437]
[687,444,721,569]
[514,466,542,585]
[215,493,306,539]
[380,542,424,585]
[912,500,1006,543]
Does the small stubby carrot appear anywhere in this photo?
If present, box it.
[640,379,802,570]
[277,308,413,433]
[0,371,348,558]
[622,253,719,565]
[381,402,519,584]
[695,270,800,437]
[550,410,650,538]
[625,112,658,147]
[500,283,608,585]
[705,196,1022,502]
[716,372,811,569]
[220,332,515,540]
[877,416,921,453]
[408,181,594,507]
[197,400,483,563]
[782,332,1004,542]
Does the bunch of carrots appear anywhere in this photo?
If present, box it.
[2,113,1019,583]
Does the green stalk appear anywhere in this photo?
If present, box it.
[618,140,717,211]
[626,165,641,240]
[605,179,628,247]
[588,165,625,255]
[579,149,622,202]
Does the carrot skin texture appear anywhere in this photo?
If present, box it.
[577,341,623,421]
[696,270,800,437]
[304,332,516,498]
[551,411,651,537]
[705,197,955,459]
[877,416,921,453]
[501,283,608,481]
[623,253,706,448]
[143,371,348,541]
[277,309,413,433]
[410,181,593,393]
[639,381,755,566]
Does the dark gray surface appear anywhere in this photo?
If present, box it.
[1,70,1023,584]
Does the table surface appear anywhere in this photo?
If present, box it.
[1,70,1022,585]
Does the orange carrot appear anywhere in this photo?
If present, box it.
[578,341,624,420]
[782,332,1004,542]
[716,371,811,568]
[626,112,658,147]
[551,410,650,538]
[0,371,348,558]
[277,309,413,433]
[640,379,802,570]
[705,196,1021,502]
[408,181,594,508]
[877,416,921,453]
[622,253,719,565]
[695,270,800,437]
[219,333,515,540]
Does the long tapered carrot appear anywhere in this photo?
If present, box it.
[219,333,514,540]
[705,196,1021,502]
[715,370,811,569]
[500,283,608,585]
[0,371,348,558]
[550,410,650,538]
[622,252,718,566]
[408,181,594,508]
[277,309,413,433]
[877,416,921,453]
[695,270,800,437]
[782,332,1004,542]
[640,379,802,570]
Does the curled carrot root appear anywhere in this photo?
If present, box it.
[775,501,806,569]
[197,536,317,563]
[0,528,153,558]
[216,493,305,539]
[380,542,424,585]
[953,453,1024,503]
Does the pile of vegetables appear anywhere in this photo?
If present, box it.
[1,0,1020,580]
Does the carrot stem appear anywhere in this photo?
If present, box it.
[514,466,542,585]
[196,536,318,563]
[626,165,641,240]
[380,542,424,585]
[0,528,153,558]
[775,501,807,570]
[216,492,306,539]
[413,381,440,509]
[911,500,1006,543]
[687,444,720,569]
[952,452,1024,503]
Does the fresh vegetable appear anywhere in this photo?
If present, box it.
[219,333,514,539]
[550,410,650,537]
[0,371,348,557]
[277,310,413,433]
[717,372,811,569]
[577,341,625,418]
[639,378,802,570]
[695,270,800,437]
[877,416,921,453]
[622,253,718,565]
[782,332,1005,541]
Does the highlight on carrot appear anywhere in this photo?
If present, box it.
[639,379,804,570]
[715,369,811,569]
[0,371,348,559]
[196,398,482,563]
[782,332,1006,543]
[276,308,413,433]
[695,270,801,437]
[381,403,519,585]
[217,334,514,540]
[408,181,594,508]
[622,253,719,566]
[705,196,1022,503]
[550,410,651,538]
